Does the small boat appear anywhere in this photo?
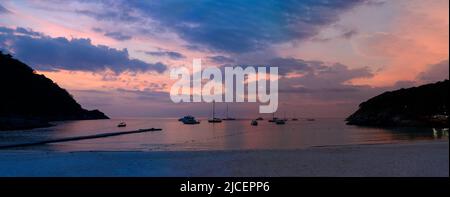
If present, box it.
[291,112,299,121]
[179,115,194,121]
[251,120,258,126]
[268,112,278,122]
[256,117,264,121]
[179,116,200,124]
[183,119,200,124]
[208,118,222,123]
[268,118,278,122]
[223,118,236,121]
[117,122,127,127]
[222,104,236,121]
[275,119,286,125]
[208,101,222,123]
[306,118,316,121]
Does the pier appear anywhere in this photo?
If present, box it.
[0,128,162,149]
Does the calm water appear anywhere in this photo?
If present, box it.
[0,118,448,152]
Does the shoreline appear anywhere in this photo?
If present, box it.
[0,141,448,177]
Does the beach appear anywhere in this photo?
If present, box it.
[0,141,447,177]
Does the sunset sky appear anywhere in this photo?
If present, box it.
[1,0,448,118]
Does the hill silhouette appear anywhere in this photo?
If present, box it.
[0,52,109,130]
[346,80,449,127]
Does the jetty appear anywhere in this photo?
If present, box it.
[0,128,162,149]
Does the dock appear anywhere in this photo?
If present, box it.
[0,128,162,149]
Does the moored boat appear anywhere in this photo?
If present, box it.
[222,104,236,120]
[117,122,127,127]
[208,101,222,123]
[275,119,286,125]
[179,116,200,124]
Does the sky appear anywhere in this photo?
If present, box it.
[0,0,448,118]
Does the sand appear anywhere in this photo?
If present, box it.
[0,141,448,177]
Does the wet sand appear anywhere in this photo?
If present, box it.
[0,141,447,177]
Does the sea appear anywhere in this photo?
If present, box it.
[0,118,448,152]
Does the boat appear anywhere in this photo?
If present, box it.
[275,119,286,125]
[251,120,258,126]
[117,122,127,127]
[268,118,278,122]
[182,118,200,124]
[222,118,236,120]
[208,118,222,123]
[291,112,298,121]
[179,115,195,122]
[179,116,200,124]
[268,112,278,122]
[222,104,236,120]
[256,117,264,121]
[306,118,316,121]
[208,101,222,123]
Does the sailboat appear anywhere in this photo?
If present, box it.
[268,112,278,122]
[222,104,236,120]
[291,112,298,121]
[283,111,288,121]
[208,101,222,123]
[268,105,279,122]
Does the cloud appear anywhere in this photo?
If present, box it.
[277,58,373,93]
[266,58,319,75]
[208,55,235,64]
[0,26,167,73]
[104,31,132,41]
[312,25,359,42]
[70,0,368,53]
[0,4,10,14]
[142,49,186,60]
[418,60,449,83]
[91,27,132,41]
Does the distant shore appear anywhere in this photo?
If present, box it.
[0,141,447,177]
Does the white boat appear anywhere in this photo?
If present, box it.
[117,122,127,127]
[179,116,200,124]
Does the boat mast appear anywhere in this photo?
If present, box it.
[226,103,229,118]
[212,101,215,119]
[272,104,275,119]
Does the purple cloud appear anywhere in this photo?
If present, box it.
[0,26,166,73]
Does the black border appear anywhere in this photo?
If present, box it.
[0,177,448,196]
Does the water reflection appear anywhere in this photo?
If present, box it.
[0,118,447,152]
